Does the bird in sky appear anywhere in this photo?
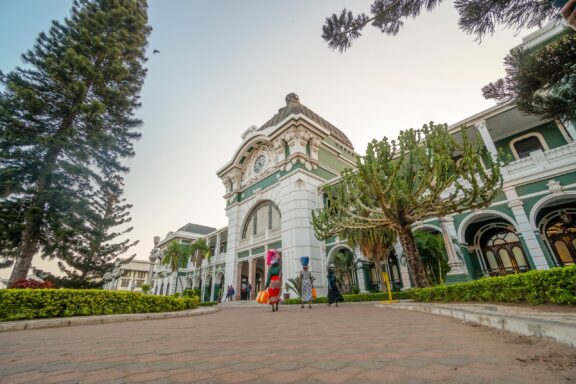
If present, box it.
[153,49,160,54]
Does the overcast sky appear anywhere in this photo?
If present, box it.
[0,0,536,279]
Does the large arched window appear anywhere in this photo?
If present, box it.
[481,229,530,276]
[545,213,576,266]
[510,133,547,159]
[241,201,281,239]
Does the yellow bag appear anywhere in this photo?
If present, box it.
[256,290,269,304]
[312,287,317,299]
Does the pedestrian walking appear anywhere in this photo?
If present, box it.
[230,286,235,301]
[327,264,344,307]
[226,285,232,301]
[265,249,281,312]
[299,256,314,309]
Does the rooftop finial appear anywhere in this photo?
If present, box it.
[285,93,300,105]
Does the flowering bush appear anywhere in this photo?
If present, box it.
[9,279,54,289]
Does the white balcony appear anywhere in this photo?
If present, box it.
[505,142,576,181]
[238,228,282,250]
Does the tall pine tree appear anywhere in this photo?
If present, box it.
[482,30,576,123]
[322,1,561,52]
[0,0,150,286]
[34,176,138,288]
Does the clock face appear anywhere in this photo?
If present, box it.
[253,155,266,173]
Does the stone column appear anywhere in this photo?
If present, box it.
[355,257,368,293]
[504,187,550,270]
[235,262,243,301]
[394,241,412,289]
[440,216,471,283]
[248,258,257,300]
[534,230,557,267]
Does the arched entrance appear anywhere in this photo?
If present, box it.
[203,275,212,302]
[540,209,576,267]
[460,211,531,277]
[214,272,225,302]
[479,226,530,276]
[533,194,576,267]
[327,246,358,294]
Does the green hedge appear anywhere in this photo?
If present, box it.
[408,266,576,305]
[0,289,199,321]
[198,301,218,307]
[282,291,410,305]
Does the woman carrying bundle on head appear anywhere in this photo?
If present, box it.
[265,249,282,312]
[299,256,315,309]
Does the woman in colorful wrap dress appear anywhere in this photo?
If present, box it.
[265,250,282,312]
[300,265,314,309]
[327,264,344,307]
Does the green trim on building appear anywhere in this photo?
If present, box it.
[238,250,249,259]
[310,166,337,180]
[267,241,282,250]
[318,148,350,174]
[493,192,506,202]
[251,246,265,255]
[516,180,553,197]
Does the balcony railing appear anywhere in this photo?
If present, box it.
[238,228,282,249]
[505,142,576,180]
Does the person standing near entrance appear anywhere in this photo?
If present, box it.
[246,282,252,300]
[265,249,281,312]
[299,256,314,309]
[327,264,344,307]
[230,285,235,301]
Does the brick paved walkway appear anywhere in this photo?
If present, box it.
[1,304,575,383]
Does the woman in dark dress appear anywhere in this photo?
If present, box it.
[327,264,344,307]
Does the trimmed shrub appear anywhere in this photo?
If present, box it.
[0,289,199,321]
[282,291,410,305]
[198,301,218,307]
[407,266,576,305]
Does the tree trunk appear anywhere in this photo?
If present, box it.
[8,225,40,286]
[8,112,77,287]
[398,226,430,288]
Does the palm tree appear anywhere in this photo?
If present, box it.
[189,238,211,268]
[343,227,397,292]
[161,241,188,294]
[414,231,450,286]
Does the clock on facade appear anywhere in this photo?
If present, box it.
[253,155,266,173]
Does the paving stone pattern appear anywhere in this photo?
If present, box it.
[1,304,575,383]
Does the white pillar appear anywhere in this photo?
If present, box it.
[248,258,256,300]
[504,187,549,270]
[475,121,498,157]
[440,216,470,278]
[394,240,412,289]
